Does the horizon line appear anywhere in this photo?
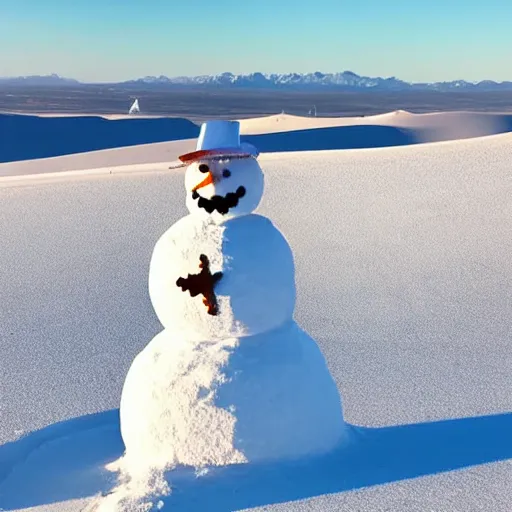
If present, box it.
[1,70,512,85]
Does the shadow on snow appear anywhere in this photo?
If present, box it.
[3,113,512,164]
[0,114,200,163]
[1,409,511,510]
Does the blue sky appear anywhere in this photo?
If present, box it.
[1,0,511,82]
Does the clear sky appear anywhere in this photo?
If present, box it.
[1,0,511,83]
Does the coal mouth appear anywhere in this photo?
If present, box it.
[192,186,246,215]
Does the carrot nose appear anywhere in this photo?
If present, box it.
[192,171,215,191]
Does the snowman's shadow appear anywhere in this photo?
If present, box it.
[1,411,511,511]
[164,411,512,511]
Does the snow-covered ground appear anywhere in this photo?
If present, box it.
[238,110,512,136]
[0,114,511,511]
[3,110,512,174]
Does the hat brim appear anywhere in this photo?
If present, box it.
[180,147,253,163]
[169,143,259,169]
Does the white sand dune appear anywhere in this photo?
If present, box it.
[0,139,196,178]
[2,110,512,177]
[239,110,512,140]
[1,132,511,511]
[0,111,176,120]
[8,109,512,133]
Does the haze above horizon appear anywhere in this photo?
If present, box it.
[1,0,511,83]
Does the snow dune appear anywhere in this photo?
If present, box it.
[1,131,511,510]
[2,110,512,170]
[0,148,189,179]
[238,110,512,136]
[0,114,200,164]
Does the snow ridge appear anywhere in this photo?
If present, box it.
[126,71,512,91]
[2,71,512,91]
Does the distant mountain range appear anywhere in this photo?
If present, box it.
[0,73,80,86]
[1,71,512,92]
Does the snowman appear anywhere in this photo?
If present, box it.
[119,120,347,475]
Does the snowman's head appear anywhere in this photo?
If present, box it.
[176,120,263,224]
[185,156,264,223]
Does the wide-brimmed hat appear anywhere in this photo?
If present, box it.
[169,120,259,169]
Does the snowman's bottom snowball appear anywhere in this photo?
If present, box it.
[119,321,347,472]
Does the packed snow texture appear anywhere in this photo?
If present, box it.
[1,131,512,511]
[148,215,295,340]
[120,321,346,471]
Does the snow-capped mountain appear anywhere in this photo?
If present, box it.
[125,71,411,90]
[1,71,511,91]
[122,71,512,91]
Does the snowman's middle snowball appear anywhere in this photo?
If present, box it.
[149,214,296,341]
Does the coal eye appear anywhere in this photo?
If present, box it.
[199,164,209,173]
[222,169,231,178]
